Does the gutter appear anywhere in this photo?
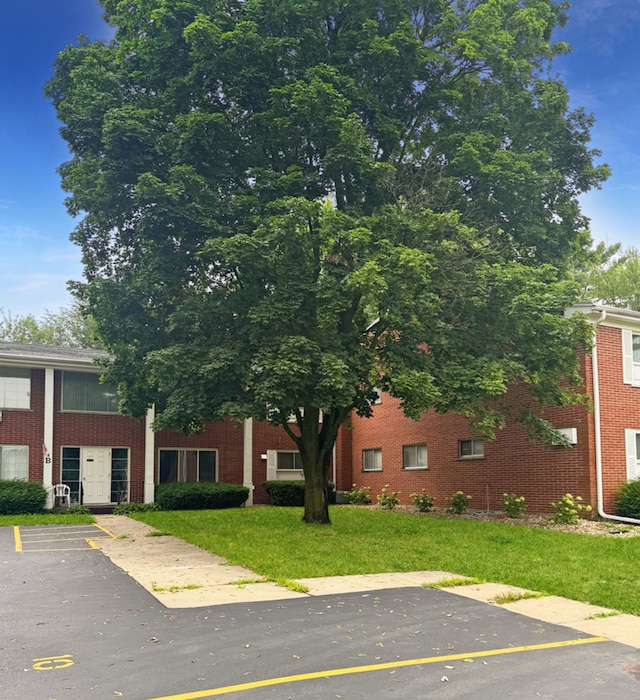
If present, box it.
[592,309,640,524]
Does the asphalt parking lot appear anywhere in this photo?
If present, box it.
[2,524,640,699]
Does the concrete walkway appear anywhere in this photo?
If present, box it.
[95,514,640,649]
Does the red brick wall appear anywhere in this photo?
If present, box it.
[594,324,640,513]
[348,389,592,514]
[0,368,45,483]
[53,371,147,499]
[155,419,245,485]
[252,421,299,503]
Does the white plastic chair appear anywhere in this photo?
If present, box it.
[53,483,71,508]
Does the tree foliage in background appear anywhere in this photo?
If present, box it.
[46,0,608,523]
[575,243,640,311]
[0,304,101,348]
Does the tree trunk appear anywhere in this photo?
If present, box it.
[302,453,330,524]
[293,406,347,525]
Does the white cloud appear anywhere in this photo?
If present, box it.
[0,224,47,242]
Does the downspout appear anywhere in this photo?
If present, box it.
[332,442,337,488]
[592,309,640,524]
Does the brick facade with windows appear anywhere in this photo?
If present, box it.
[3,304,640,517]
[350,390,593,514]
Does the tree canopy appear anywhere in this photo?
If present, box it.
[0,304,100,348]
[576,243,640,312]
[46,0,608,523]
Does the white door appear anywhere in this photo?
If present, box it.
[82,447,112,504]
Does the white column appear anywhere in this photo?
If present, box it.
[144,405,156,503]
[243,418,254,506]
[43,368,54,507]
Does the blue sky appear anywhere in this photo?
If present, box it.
[0,1,638,317]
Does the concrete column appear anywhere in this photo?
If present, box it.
[243,418,254,506]
[144,405,155,503]
[43,368,54,507]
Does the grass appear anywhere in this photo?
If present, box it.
[130,506,640,616]
[492,591,545,605]
[0,513,94,526]
[151,582,202,593]
[423,577,483,589]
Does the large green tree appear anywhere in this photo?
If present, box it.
[47,0,608,523]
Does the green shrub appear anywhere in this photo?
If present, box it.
[616,479,640,519]
[263,481,336,506]
[551,493,592,524]
[263,480,305,506]
[377,485,400,510]
[114,502,161,514]
[65,504,92,515]
[0,480,47,515]
[155,482,249,511]
[347,484,372,505]
[447,491,472,515]
[502,493,527,519]
[410,489,435,512]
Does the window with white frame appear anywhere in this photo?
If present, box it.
[403,443,428,470]
[0,366,30,409]
[159,449,217,483]
[459,438,484,459]
[276,451,303,470]
[363,448,382,471]
[622,330,640,386]
[62,371,119,413]
[370,387,382,405]
[625,430,640,481]
[0,445,28,480]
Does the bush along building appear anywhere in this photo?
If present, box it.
[1,303,640,519]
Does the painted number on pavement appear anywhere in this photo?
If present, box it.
[32,654,74,671]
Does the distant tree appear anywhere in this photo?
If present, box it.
[0,304,101,348]
[46,0,608,524]
[577,244,640,311]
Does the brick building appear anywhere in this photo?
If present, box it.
[0,343,303,508]
[347,304,640,518]
[2,303,640,518]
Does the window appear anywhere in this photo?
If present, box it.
[0,366,30,409]
[403,443,428,470]
[363,448,382,471]
[625,430,640,481]
[0,445,28,479]
[276,452,303,470]
[459,439,484,459]
[622,330,640,385]
[62,372,118,413]
[111,448,129,503]
[61,447,81,502]
[370,387,382,405]
[159,449,217,483]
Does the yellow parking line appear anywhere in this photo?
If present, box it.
[93,522,116,538]
[14,526,22,552]
[15,524,114,553]
[21,547,96,552]
[148,637,609,700]
[19,536,103,544]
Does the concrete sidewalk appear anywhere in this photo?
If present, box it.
[95,514,640,649]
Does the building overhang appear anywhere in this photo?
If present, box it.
[0,342,107,372]
[565,303,640,332]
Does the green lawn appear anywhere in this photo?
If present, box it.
[131,506,640,615]
[0,513,94,526]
